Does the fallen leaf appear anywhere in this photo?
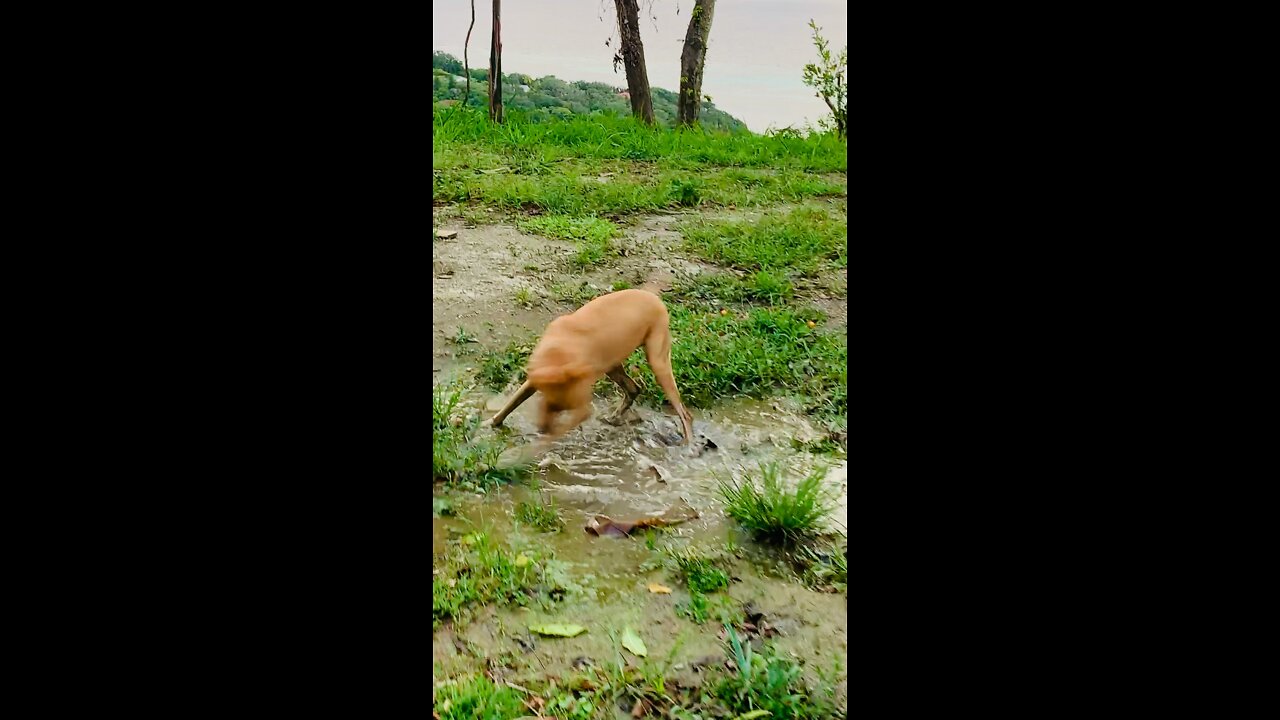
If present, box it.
[621,627,647,657]
[515,554,530,567]
[647,583,672,594]
[632,698,648,717]
[446,578,456,588]
[529,623,587,637]
[734,711,771,720]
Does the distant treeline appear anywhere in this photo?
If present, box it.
[433,52,748,132]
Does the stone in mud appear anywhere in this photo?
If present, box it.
[436,229,458,239]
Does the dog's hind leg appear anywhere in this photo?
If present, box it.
[602,366,641,425]
[486,380,536,428]
[643,328,694,445]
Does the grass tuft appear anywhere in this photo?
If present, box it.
[518,214,620,268]
[514,493,564,532]
[432,382,524,486]
[714,625,840,720]
[718,462,836,543]
[433,673,526,720]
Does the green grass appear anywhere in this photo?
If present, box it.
[800,539,848,594]
[670,269,795,305]
[620,305,845,417]
[433,673,526,720]
[434,108,848,173]
[514,493,564,532]
[433,382,524,486]
[714,625,841,720]
[549,280,601,307]
[718,462,837,543]
[477,341,533,391]
[518,214,620,268]
[680,206,847,276]
[433,530,557,630]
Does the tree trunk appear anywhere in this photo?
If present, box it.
[677,0,715,127]
[614,0,654,125]
[488,0,503,123]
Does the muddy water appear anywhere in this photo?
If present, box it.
[433,389,848,709]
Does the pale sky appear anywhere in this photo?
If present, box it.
[432,1,848,133]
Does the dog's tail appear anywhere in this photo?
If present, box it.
[527,364,592,388]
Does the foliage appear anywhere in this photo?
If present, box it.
[517,215,620,268]
[714,625,840,720]
[717,462,836,543]
[432,381,525,486]
[515,493,565,532]
[433,52,747,131]
[433,673,526,720]
[801,20,847,138]
[477,341,532,391]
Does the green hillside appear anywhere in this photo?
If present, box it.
[433,51,748,132]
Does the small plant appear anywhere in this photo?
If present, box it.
[800,539,848,593]
[448,326,477,345]
[676,590,711,623]
[477,341,532,391]
[433,673,526,720]
[515,493,564,532]
[714,625,838,720]
[514,286,535,308]
[669,178,702,207]
[667,546,731,593]
[549,280,600,307]
[718,462,836,543]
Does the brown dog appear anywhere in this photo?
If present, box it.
[487,289,694,448]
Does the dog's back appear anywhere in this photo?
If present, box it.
[529,289,667,379]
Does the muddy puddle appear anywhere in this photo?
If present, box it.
[433,389,847,710]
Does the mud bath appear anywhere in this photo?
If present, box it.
[433,392,847,711]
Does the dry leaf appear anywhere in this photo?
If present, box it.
[647,583,672,594]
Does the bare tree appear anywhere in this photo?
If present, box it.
[613,0,654,124]
[677,0,715,127]
[462,0,476,109]
[488,0,504,123]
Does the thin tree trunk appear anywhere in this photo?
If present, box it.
[614,0,654,125]
[488,0,503,123]
[462,0,475,109]
[677,0,715,127]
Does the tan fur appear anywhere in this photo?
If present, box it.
[487,289,694,449]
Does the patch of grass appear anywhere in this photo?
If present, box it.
[434,161,846,216]
[681,206,846,276]
[432,382,524,486]
[623,305,845,415]
[549,280,601,307]
[432,530,558,629]
[434,109,848,174]
[714,625,840,720]
[670,269,794,305]
[517,214,619,268]
[718,462,837,543]
[514,286,535,308]
[514,493,564,532]
[433,673,526,720]
[667,547,731,593]
[800,539,848,594]
[477,341,533,391]
[611,279,633,291]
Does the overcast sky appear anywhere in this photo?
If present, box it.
[432,1,847,133]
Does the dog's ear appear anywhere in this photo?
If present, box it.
[527,367,569,386]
